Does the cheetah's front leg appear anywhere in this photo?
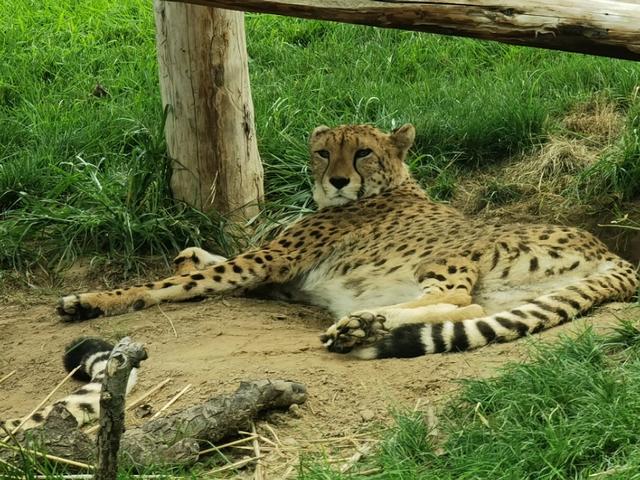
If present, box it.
[57,248,292,321]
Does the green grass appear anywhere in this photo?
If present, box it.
[1,0,640,276]
[299,319,640,480]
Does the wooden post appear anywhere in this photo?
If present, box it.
[95,338,148,480]
[153,3,264,219]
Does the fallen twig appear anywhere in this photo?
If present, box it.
[0,370,16,386]
[150,384,191,420]
[127,378,172,411]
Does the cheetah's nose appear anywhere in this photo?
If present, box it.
[329,177,350,189]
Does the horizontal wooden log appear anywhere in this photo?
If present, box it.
[1,380,307,471]
[166,0,640,61]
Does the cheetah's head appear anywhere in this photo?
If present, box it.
[309,123,415,209]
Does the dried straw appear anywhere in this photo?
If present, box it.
[251,422,265,480]
[0,440,93,470]
[156,304,178,338]
[198,434,258,456]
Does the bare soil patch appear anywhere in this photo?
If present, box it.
[1,287,637,476]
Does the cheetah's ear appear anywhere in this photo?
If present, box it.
[310,125,330,143]
[390,123,416,151]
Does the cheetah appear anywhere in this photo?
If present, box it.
[1,338,138,432]
[56,124,638,359]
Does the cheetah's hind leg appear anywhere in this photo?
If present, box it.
[173,247,227,275]
[321,303,484,356]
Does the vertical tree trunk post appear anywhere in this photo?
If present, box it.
[153,2,264,220]
[94,338,148,480]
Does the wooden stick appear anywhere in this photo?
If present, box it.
[251,422,265,480]
[198,434,258,456]
[127,378,172,411]
[257,434,278,448]
[0,370,16,386]
[150,384,192,420]
[0,440,94,470]
[3,365,80,439]
[95,337,148,480]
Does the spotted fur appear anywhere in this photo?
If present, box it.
[56,124,638,359]
[1,337,137,431]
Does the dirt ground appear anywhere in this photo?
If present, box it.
[1,286,638,476]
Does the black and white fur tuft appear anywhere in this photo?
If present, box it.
[1,337,138,432]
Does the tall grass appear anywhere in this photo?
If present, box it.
[2,0,640,276]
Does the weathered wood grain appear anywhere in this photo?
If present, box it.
[154,2,264,218]
[166,0,640,60]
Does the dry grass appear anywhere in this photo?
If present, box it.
[563,96,625,144]
[453,97,625,227]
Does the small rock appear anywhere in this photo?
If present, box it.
[275,314,287,320]
[359,409,375,422]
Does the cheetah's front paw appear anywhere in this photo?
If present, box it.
[320,312,389,354]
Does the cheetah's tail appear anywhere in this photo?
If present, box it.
[354,258,638,359]
[1,337,138,432]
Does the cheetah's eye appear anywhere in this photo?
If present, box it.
[354,149,372,159]
[315,149,330,159]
